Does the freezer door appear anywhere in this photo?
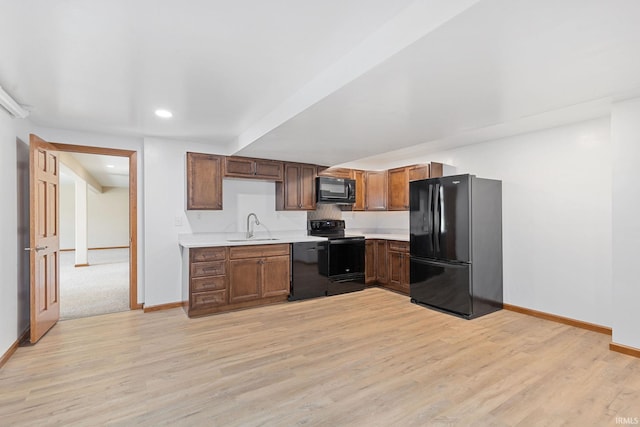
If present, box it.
[436,175,471,263]
[410,257,472,316]
[410,179,435,258]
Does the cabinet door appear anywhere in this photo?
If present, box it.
[299,164,317,210]
[186,152,223,210]
[388,250,403,287]
[262,255,291,297]
[225,157,284,181]
[365,240,376,284]
[375,240,388,284]
[430,162,443,178]
[388,167,409,210]
[225,156,255,177]
[352,169,365,211]
[278,163,317,210]
[317,167,352,179]
[254,159,284,180]
[281,163,302,210]
[229,258,261,303]
[365,171,388,211]
[408,164,430,181]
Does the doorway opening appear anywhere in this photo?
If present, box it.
[52,143,138,318]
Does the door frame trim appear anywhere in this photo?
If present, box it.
[50,142,140,310]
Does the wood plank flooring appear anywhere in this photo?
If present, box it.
[1,288,638,426]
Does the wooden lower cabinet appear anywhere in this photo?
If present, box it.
[228,258,261,303]
[186,244,290,317]
[261,255,291,297]
[229,244,290,304]
[375,240,388,284]
[365,240,376,284]
[386,241,410,294]
[365,239,409,295]
[188,247,228,316]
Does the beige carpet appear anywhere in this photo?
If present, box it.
[59,248,130,320]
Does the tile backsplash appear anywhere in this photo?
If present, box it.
[308,203,343,220]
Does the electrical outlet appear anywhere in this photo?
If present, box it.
[174,216,183,226]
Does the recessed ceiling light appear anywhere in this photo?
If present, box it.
[106,164,115,168]
[155,109,173,118]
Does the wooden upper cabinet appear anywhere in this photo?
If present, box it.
[276,162,316,211]
[224,156,284,181]
[317,167,352,179]
[430,162,443,178]
[387,167,409,211]
[365,171,388,211]
[186,152,223,210]
[408,164,430,181]
[351,169,365,211]
[388,163,430,211]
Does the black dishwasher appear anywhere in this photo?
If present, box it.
[289,241,330,301]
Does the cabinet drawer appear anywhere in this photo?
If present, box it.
[191,290,227,309]
[388,241,409,252]
[191,247,226,262]
[191,276,226,292]
[229,244,290,259]
[191,260,226,278]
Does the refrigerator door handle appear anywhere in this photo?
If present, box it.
[427,183,434,253]
[411,257,469,268]
[434,183,441,254]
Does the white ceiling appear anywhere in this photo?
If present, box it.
[60,153,129,188]
[3,0,640,168]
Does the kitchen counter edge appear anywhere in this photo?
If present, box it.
[179,234,327,248]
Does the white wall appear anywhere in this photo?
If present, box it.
[366,118,613,328]
[60,184,130,250]
[88,186,129,248]
[143,137,307,307]
[60,182,75,249]
[611,98,640,348]
[0,113,22,356]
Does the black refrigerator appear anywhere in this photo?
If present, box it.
[409,174,503,319]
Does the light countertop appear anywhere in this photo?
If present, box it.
[179,230,409,248]
[179,232,326,248]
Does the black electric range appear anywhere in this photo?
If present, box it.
[289,220,365,301]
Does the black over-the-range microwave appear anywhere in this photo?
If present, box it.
[316,176,356,204]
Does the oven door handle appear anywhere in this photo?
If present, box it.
[329,239,364,245]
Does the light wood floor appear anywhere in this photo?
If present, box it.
[1,288,638,426]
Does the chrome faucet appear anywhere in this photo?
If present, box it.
[246,213,260,239]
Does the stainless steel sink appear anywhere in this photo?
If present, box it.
[226,238,280,242]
